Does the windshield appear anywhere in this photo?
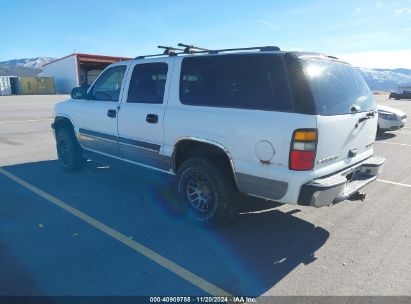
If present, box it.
[302,59,376,115]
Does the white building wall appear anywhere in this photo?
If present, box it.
[41,55,78,94]
[0,76,12,96]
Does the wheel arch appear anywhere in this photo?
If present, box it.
[53,115,76,134]
[172,137,238,186]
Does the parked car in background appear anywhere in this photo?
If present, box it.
[389,91,411,100]
[377,105,407,134]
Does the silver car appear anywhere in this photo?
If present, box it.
[377,105,407,134]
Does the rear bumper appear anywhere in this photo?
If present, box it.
[298,156,385,207]
[379,119,406,131]
[378,115,407,131]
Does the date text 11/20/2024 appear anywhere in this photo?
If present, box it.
[149,296,257,303]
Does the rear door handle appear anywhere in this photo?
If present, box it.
[348,148,357,158]
[107,109,117,118]
[146,114,158,124]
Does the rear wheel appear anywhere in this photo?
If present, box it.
[56,128,86,172]
[176,158,239,226]
[376,125,385,136]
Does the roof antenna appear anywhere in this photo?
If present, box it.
[177,43,209,54]
[157,45,184,56]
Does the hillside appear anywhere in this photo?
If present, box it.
[0,66,43,76]
[0,57,55,76]
[0,57,55,69]
[358,68,411,91]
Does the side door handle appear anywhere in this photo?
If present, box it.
[146,114,158,124]
[107,109,117,118]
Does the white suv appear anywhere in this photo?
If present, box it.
[52,45,385,225]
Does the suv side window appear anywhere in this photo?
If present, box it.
[89,65,126,102]
[127,63,168,104]
[179,54,292,111]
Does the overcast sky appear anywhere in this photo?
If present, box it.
[1,0,410,68]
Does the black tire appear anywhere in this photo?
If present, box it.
[376,125,385,136]
[56,128,86,172]
[176,158,239,226]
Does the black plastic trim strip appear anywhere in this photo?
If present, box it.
[79,128,117,142]
[235,172,288,200]
[118,136,160,152]
[79,128,160,152]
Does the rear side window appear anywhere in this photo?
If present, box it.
[179,54,292,111]
[302,59,376,115]
[127,63,168,104]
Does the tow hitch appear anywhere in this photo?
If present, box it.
[348,192,366,201]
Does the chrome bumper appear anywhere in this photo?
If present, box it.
[298,156,385,208]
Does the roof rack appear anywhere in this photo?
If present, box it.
[196,46,280,55]
[177,43,209,54]
[135,45,280,59]
[158,45,184,55]
[135,46,184,59]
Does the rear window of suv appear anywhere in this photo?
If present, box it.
[179,54,292,111]
[302,59,376,115]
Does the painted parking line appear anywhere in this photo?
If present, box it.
[0,130,41,134]
[375,141,411,147]
[377,179,411,189]
[0,167,231,297]
[0,118,53,124]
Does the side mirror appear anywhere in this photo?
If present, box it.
[71,87,89,99]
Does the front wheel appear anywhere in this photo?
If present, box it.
[56,128,86,172]
[176,158,239,226]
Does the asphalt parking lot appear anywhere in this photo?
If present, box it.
[1,94,411,297]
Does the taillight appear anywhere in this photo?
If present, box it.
[289,129,317,171]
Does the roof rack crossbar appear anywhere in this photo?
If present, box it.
[202,46,280,55]
[135,45,281,59]
[135,54,171,59]
[157,45,184,55]
[178,43,209,54]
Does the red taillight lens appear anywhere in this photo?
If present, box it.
[289,129,317,171]
[290,150,316,170]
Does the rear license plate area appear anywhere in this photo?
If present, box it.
[344,167,361,182]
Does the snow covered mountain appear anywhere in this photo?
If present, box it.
[357,68,411,92]
[0,57,56,76]
[0,56,56,69]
